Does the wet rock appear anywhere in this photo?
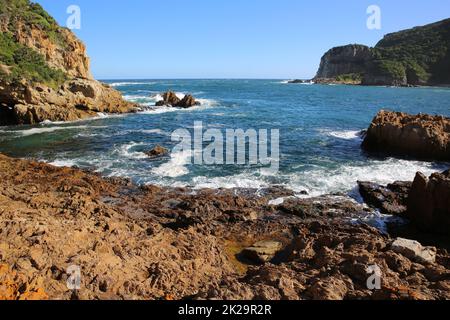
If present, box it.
[177,94,199,108]
[155,91,180,107]
[242,241,283,264]
[145,145,169,158]
[391,238,436,264]
[155,91,200,108]
[407,170,450,235]
[358,181,411,215]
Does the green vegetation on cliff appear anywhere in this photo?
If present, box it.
[316,18,450,86]
[0,0,67,87]
[372,18,450,85]
[0,33,66,88]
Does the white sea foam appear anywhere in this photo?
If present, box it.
[151,150,192,178]
[139,99,217,115]
[286,158,448,197]
[114,142,148,160]
[325,130,364,140]
[16,125,91,137]
[110,81,156,87]
[48,159,77,167]
[268,197,286,206]
[356,212,407,234]
[190,173,271,190]
[139,129,170,135]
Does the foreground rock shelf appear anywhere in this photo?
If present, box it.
[0,153,449,300]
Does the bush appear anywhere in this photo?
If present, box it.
[0,1,67,87]
[0,33,66,88]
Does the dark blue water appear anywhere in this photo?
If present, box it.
[0,80,449,196]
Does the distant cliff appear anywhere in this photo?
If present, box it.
[314,18,450,86]
[0,0,136,125]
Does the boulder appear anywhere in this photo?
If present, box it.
[177,94,199,108]
[407,170,450,235]
[391,238,436,264]
[145,145,169,158]
[362,111,450,161]
[242,241,283,264]
[155,91,180,107]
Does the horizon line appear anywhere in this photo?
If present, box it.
[98,77,309,81]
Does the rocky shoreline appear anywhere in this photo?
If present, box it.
[0,153,449,300]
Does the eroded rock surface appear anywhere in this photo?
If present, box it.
[1,79,137,125]
[0,153,449,300]
[155,91,200,108]
[362,110,450,161]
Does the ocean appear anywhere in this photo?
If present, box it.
[0,79,449,197]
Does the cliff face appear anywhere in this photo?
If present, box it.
[0,0,136,125]
[315,45,372,83]
[314,18,450,86]
[0,11,91,80]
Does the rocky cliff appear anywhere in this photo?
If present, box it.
[314,18,450,86]
[314,45,372,84]
[0,0,137,125]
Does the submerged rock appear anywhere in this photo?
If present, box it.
[362,111,450,161]
[145,145,169,158]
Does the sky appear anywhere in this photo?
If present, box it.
[36,0,450,80]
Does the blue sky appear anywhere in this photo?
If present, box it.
[37,0,450,79]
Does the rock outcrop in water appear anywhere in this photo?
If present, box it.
[362,111,450,161]
[0,153,449,300]
[313,18,450,86]
[155,91,200,108]
[145,145,169,158]
[0,1,137,125]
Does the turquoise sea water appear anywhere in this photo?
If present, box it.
[0,80,449,196]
